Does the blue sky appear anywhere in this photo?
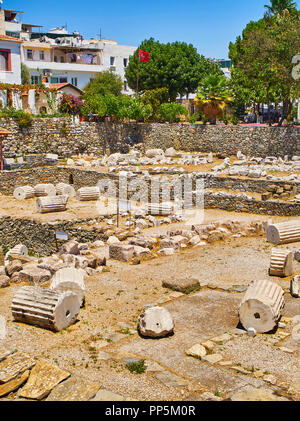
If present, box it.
[3,0,298,58]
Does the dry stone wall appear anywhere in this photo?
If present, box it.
[0,118,299,158]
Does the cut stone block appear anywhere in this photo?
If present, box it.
[18,360,70,400]
[18,264,52,285]
[267,221,300,245]
[146,203,173,216]
[0,346,13,362]
[50,267,86,307]
[13,186,35,200]
[0,352,36,384]
[60,240,80,256]
[46,375,100,401]
[138,305,174,338]
[0,275,9,288]
[6,260,23,277]
[162,278,200,293]
[269,248,293,277]
[11,286,80,332]
[290,276,300,298]
[36,195,68,213]
[155,371,189,387]
[239,279,285,333]
[109,244,134,262]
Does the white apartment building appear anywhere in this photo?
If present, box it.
[0,9,22,85]
[22,32,137,93]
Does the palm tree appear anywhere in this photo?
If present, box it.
[264,0,297,16]
[194,74,233,125]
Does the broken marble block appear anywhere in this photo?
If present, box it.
[290,276,300,298]
[18,264,52,285]
[138,305,174,338]
[109,244,134,262]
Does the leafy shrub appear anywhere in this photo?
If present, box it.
[156,102,188,123]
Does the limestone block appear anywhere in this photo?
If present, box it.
[267,221,300,245]
[76,186,100,201]
[60,240,80,256]
[46,376,100,401]
[18,264,52,285]
[50,267,86,307]
[56,183,76,197]
[133,245,151,257]
[107,236,120,245]
[146,149,164,158]
[165,147,177,157]
[0,352,36,384]
[138,305,174,338]
[5,259,22,277]
[158,248,175,256]
[269,248,293,277]
[34,184,56,197]
[0,275,9,288]
[109,244,134,262]
[11,286,80,332]
[238,279,285,333]
[36,195,68,213]
[146,203,173,216]
[290,276,300,298]
[13,186,35,200]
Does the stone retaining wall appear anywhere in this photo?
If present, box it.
[0,216,108,256]
[0,118,299,158]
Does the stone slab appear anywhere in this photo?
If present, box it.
[46,376,100,401]
[0,346,13,362]
[0,353,36,384]
[0,370,29,398]
[91,389,126,401]
[19,360,70,400]
[155,371,190,388]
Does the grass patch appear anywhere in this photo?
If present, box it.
[126,359,146,374]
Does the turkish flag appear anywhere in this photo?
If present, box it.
[139,49,150,63]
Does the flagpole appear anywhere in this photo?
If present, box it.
[136,55,140,98]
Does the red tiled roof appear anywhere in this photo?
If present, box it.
[0,34,22,42]
[0,127,11,135]
[50,83,83,93]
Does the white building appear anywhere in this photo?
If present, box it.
[0,9,22,85]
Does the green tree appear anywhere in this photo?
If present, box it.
[83,71,123,97]
[21,63,31,85]
[125,38,222,101]
[264,0,297,16]
[141,88,169,120]
[195,74,233,124]
[229,13,300,125]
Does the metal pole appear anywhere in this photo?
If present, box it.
[136,58,140,97]
[0,137,3,172]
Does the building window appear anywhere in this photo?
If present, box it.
[60,56,65,63]
[59,77,67,83]
[39,50,45,60]
[31,76,41,84]
[110,56,115,66]
[71,77,78,87]
[27,49,33,60]
[123,58,128,67]
[0,49,11,71]
[54,56,58,63]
